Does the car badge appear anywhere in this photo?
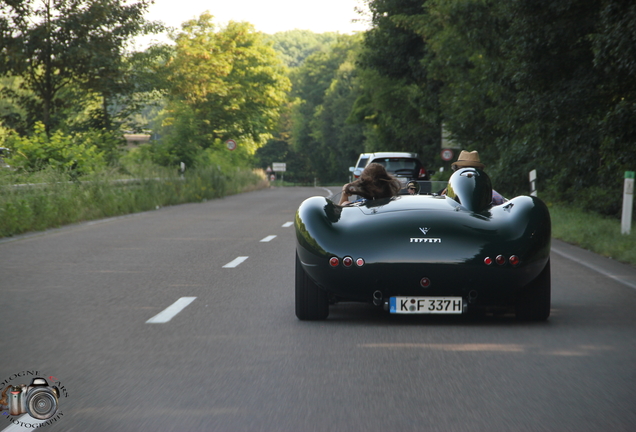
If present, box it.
[411,227,441,243]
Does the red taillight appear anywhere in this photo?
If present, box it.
[418,168,427,179]
[343,256,353,267]
[329,257,339,267]
[356,258,365,267]
[420,277,431,288]
[486,255,519,266]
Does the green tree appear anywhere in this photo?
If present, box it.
[0,0,161,133]
[491,0,604,197]
[310,54,366,182]
[592,0,636,190]
[406,0,509,155]
[266,30,340,68]
[288,35,365,183]
[356,0,441,164]
[159,13,291,167]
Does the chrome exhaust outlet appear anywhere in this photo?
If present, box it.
[372,290,383,306]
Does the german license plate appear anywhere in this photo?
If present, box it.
[390,297,463,314]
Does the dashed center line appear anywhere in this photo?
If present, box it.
[260,235,277,242]
[146,297,197,324]
[282,221,293,227]
[223,256,249,268]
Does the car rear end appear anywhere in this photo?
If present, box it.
[296,195,550,317]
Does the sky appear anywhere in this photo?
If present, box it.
[137,0,370,46]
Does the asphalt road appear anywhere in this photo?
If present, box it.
[1,186,635,432]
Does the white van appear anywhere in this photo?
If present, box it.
[349,152,429,183]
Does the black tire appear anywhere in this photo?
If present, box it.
[295,252,329,320]
[515,259,551,321]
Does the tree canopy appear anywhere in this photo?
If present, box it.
[0,0,633,220]
[0,0,161,133]
[157,13,291,167]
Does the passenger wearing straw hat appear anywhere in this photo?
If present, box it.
[451,150,485,170]
[445,150,506,206]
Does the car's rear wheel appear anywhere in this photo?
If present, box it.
[295,252,329,320]
[515,259,551,321]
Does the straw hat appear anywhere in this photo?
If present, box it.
[451,150,485,170]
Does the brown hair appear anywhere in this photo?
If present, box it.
[346,163,401,200]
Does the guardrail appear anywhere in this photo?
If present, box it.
[6,177,182,189]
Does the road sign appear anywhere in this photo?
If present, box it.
[441,149,454,162]
[226,139,237,151]
[272,162,286,172]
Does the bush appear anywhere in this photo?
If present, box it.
[3,122,109,175]
[0,164,268,238]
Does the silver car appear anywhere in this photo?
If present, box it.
[349,152,429,186]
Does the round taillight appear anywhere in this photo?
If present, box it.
[496,255,506,265]
[356,258,365,267]
[484,257,493,266]
[343,256,353,267]
[509,255,520,266]
[420,277,431,288]
[329,257,339,267]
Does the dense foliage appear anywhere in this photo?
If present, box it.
[265,30,341,68]
[0,0,634,220]
[389,0,635,214]
[155,14,291,168]
[261,0,634,217]
[0,0,161,134]
[0,6,291,175]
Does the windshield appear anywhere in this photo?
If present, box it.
[356,157,369,168]
[371,158,421,172]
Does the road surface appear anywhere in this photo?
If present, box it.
[1,186,635,431]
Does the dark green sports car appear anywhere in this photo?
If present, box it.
[295,167,551,321]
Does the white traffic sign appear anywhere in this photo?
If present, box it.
[441,149,454,162]
[226,139,237,151]
[272,162,286,172]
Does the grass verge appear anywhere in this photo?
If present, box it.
[1,175,634,268]
[0,165,268,238]
[549,203,636,267]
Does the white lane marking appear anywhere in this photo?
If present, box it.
[282,222,293,227]
[260,235,277,242]
[319,187,333,197]
[146,297,197,324]
[551,247,636,291]
[222,256,248,268]
[2,414,48,431]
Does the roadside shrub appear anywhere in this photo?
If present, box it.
[0,164,268,238]
[3,122,107,174]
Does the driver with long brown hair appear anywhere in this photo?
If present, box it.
[340,163,401,205]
